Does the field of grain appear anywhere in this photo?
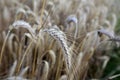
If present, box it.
[0,0,120,80]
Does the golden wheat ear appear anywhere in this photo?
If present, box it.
[12,20,36,38]
[65,15,78,39]
[43,25,71,72]
[15,8,26,20]
[97,28,120,45]
[98,29,114,39]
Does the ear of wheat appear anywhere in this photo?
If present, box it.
[65,15,78,39]
[44,25,71,72]
[98,29,114,39]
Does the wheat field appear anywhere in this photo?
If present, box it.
[0,0,120,80]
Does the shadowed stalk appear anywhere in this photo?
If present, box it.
[32,38,40,76]
[70,52,83,80]
[74,23,78,39]
[38,0,46,31]
[0,28,12,64]
[17,40,33,73]
[55,50,63,80]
